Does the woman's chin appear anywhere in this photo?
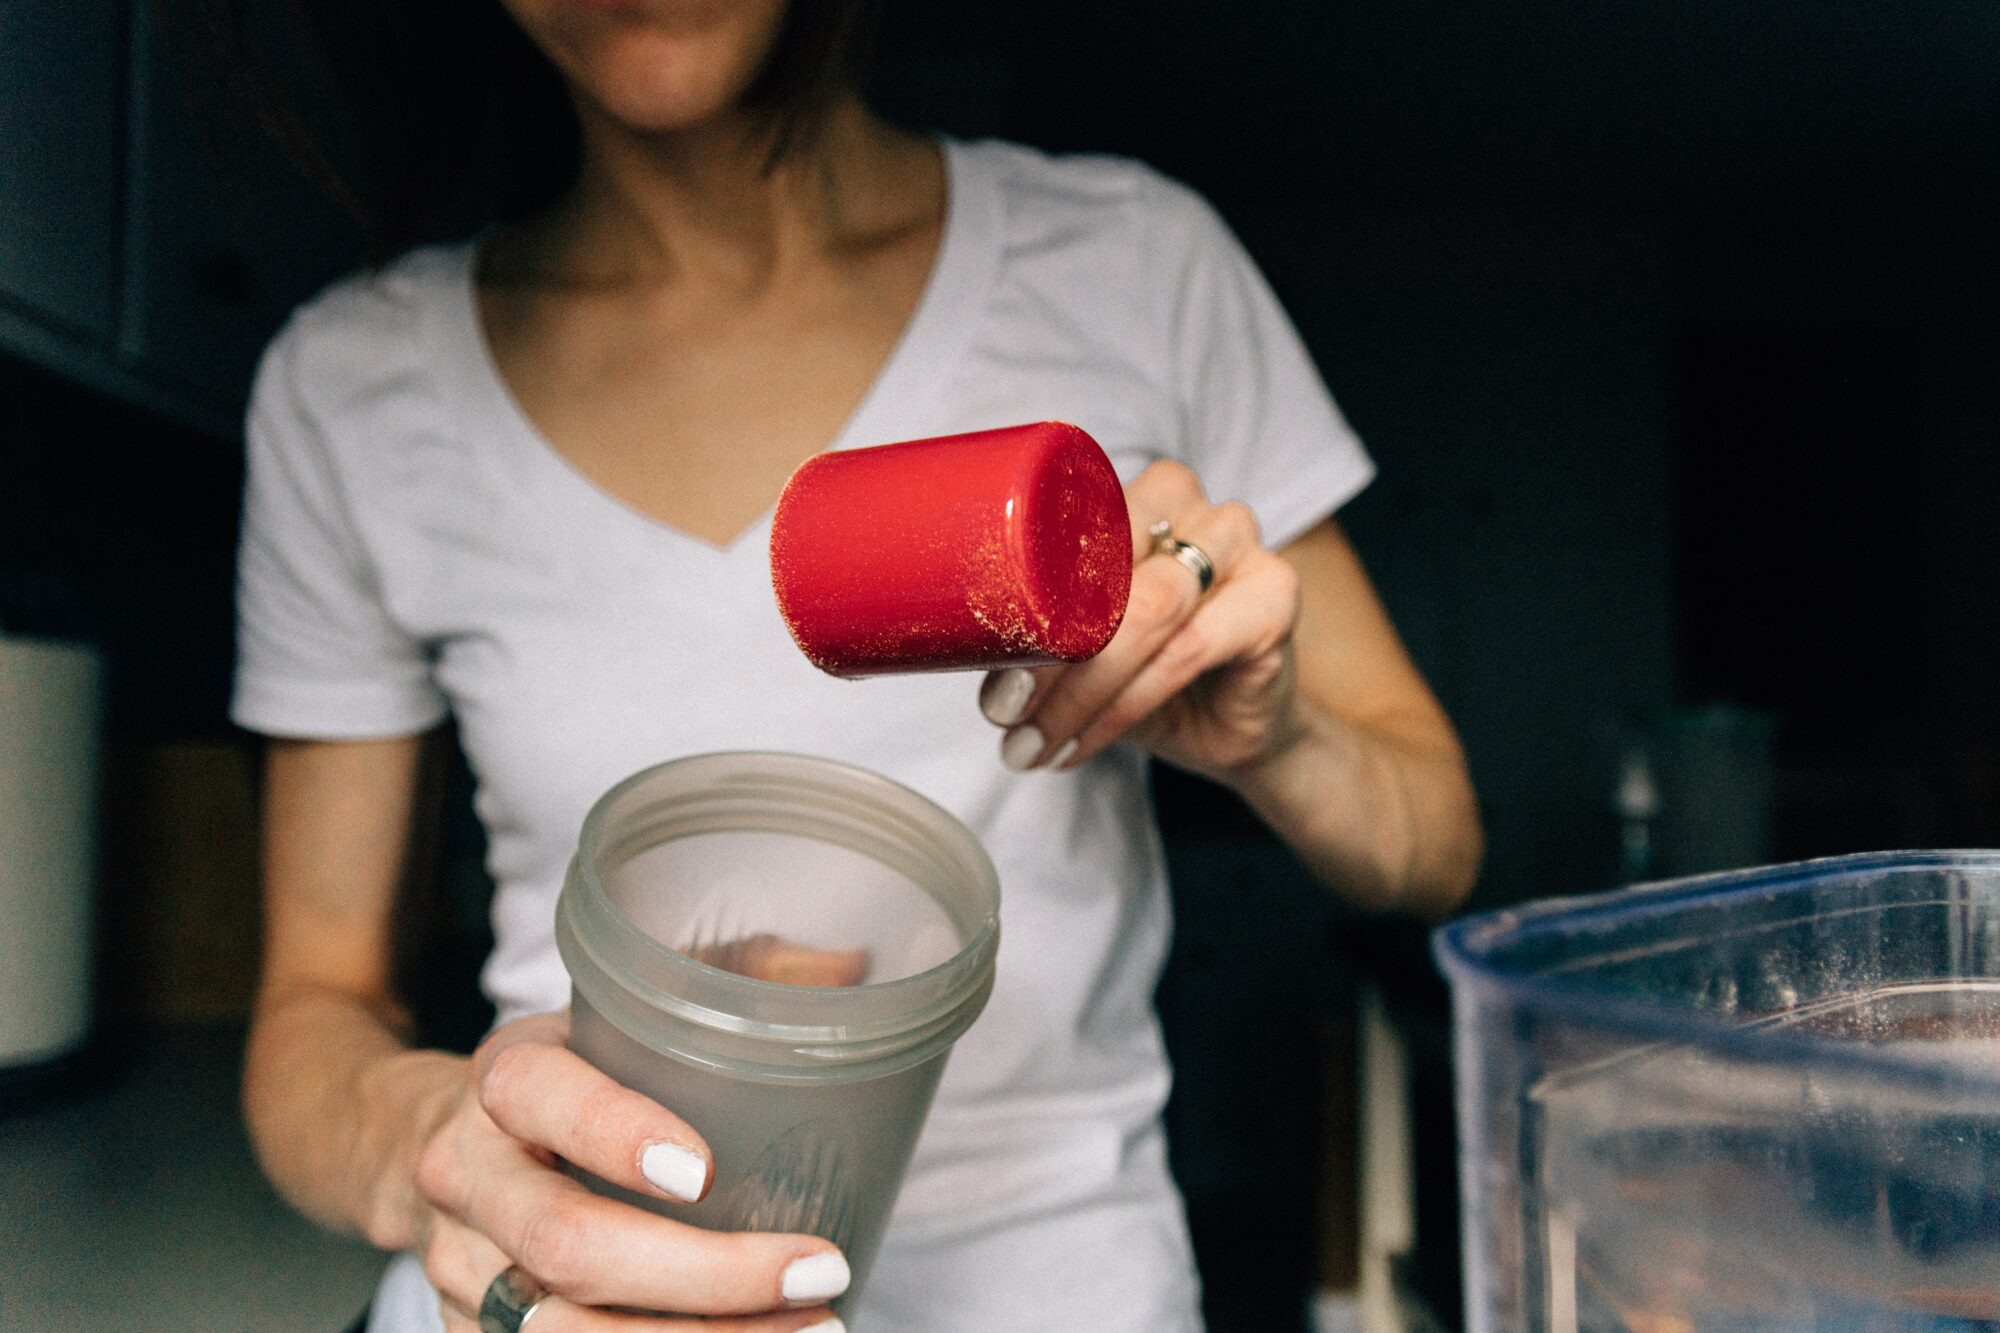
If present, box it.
[586,89,736,135]
[572,45,767,134]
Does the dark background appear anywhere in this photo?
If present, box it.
[3,2,1998,1328]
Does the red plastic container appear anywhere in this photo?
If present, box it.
[770,422,1133,677]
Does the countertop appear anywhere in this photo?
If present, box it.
[0,1026,385,1331]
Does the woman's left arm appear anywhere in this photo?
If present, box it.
[980,460,1482,918]
[1229,512,1482,917]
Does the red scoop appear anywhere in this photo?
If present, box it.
[770,422,1133,677]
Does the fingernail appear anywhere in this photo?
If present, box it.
[1001,725,1046,771]
[980,667,1036,726]
[799,1320,847,1333]
[1048,738,1079,770]
[639,1142,707,1202]
[782,1251,851,1303]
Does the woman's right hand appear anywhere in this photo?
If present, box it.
[412,1011,850,1331]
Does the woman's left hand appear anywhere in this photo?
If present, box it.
[978,459,1304,782]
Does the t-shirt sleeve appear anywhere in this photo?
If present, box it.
[230,325,448,740]
[1162,188,1375,549]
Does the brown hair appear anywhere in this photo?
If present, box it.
[166,0,882,263]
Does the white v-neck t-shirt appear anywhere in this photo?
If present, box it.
[233,137,1374,1332]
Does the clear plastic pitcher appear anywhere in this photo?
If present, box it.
[555,752,1000,1307]
[1435,851,2000,1333]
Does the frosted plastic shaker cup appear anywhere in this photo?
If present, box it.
[554,751,1000,1306]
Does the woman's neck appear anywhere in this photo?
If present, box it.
[506,96,934,291]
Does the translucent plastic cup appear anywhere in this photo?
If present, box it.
[1436,851,2000,1333]
[554,752,1001,1305]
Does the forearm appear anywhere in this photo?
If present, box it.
[243,981,463,1251]
[1229,701,1482,918]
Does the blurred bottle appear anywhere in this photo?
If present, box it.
[1613,705,1777,884]
[1614,746,1660,883]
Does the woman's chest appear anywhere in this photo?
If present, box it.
[421,536,1001,845]
[480,270,930,549]
[376,292,1187,840]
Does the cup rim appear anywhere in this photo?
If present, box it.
[560,751,1001,1053]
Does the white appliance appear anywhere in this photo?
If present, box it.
[0,633,104,1069]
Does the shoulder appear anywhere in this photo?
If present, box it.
[251,241,473,434]
[956,138,1233,266]
[952,139,1247,381]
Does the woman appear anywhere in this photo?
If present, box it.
[233,2,1483,1330]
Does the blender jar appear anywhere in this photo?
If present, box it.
[1437,851,2000,1332]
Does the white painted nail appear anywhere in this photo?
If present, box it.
[1000,725,1046,771]
[781,1251,851,1304]
[798,1320,847,1333]
[1047,738,1079,770]
[639,1142,707,1202]
[980,667,1036,726]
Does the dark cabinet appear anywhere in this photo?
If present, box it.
[0,2,125,346]
[123,0,358,411]
[0,0,362,437]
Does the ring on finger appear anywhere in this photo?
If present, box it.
[1147,520,1216,594]
[479,1265,550,1333]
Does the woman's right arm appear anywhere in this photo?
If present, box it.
[243,735,851,1330]
[244,733,460,1247]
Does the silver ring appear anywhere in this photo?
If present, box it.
[1147,519,1215,594]
[479,1266,549,1333]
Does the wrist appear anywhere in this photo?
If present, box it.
[1222,704,1418,911]
[1224,698,1333,816]
[355,1048,465,1252]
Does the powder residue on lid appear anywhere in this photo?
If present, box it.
[960,520,1038,656]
